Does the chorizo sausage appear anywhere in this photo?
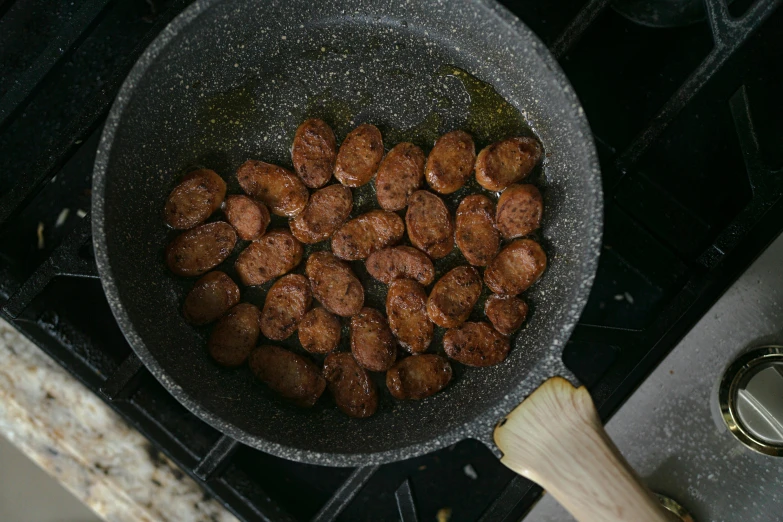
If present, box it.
[298,307,341,354]
[260,274,312,341]
[334,124,383,187]
[484,239,547,295]
[249,345,325,407]
[495,184,543,239]
[164,169,226,229]
[207,303,261,367]
[305,251,364,317]
[350,307,397,372]
[475,137,542,191]
[405,190,454,259]
[375,142,425,211]
[426,266,482,328]
[289,184,353,244]
[234,229,303,286]
[455,194,500,266]
[484,294,528,336]
[331,210,405,260]
[183,271,240,325]
[443,321,510,367]
[223,194,270,241]
[386,354,452,400]
[424,131,475,194]
[323,352,378,418]
[366,246,434,286]
[166,222,236,277]
[292,118,337,188]
[237,160,309,217]
[385,279,433,354]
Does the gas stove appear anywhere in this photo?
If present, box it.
[1,1,782,521]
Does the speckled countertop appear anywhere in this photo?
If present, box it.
[0,318,237,522]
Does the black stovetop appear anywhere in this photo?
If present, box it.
[1,1,782,521]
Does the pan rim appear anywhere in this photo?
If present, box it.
[92,0,603,467]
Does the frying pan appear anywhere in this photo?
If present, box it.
[93,0,672,520]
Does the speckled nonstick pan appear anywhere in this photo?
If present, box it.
[92,1,672,519]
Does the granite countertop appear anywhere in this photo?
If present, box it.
[0,318,237,522]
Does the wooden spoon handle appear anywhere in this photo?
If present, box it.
[493,377,672,522]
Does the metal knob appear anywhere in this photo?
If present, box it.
[719,346,783,456]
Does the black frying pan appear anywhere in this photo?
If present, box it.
[93,0,602,468]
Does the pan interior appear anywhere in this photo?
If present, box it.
[96,0,600,463]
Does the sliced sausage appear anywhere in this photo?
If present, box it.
[324,352,379,418]
[237,160,309,217]
[455,194,500,266]
[164,169,226,229]
[425,130,476,194]
[495,184,543,239]
[405,190,454,259]
[298,307,341,354]
[305,251,364,317]
[292,118,337,188]
[331,210,405,260]
[385,279,433,354]
[166,222,237,277]
[249,345,325,407]
[334,124,383,187]
[208,303,261,367]
[260,274,312,341]
[183,271,240,325]
[475,137,542,191]
[234,229,303,286]
[223,195,270,240]
[366,246,434,286]
[443,321,510,367]
[485,295,528,336]
[426,266,482,328]
[375,142,425,211]
[289,184,353,244]
[484,239,547,295]
[350,308,397,372]
[386,354,452,400]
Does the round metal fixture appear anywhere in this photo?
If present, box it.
[656,494,695,522]
[719,346,783,456]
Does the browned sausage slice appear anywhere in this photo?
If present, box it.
[305,251,364,317]
[331,210,405,260]
[237,160,309,217]
[475,137,542,191]
[443,321,510,367]
[484,239,547,295]
[455,194,500,266]
[208,303,261,367]
[334,124,383,187]
[234,229,303,286]
[289,184,353,244]
[385,279,433,354]
[425,130,476,194]
[164,169,227,229]
[249,345,325,407]
[166,222,237,277]
[298,307,341,354]
[350,308,397,372]
[405,190,454,259]
[292,118,337,188]
[375,142,425,211]
[224,195,270,240]
[260,274,312,341]
[386,354,452,400]
[485,295,528,336]
[426,266,482,328]
[366,246,434,286]
[495,184,543,239]
[183,271,240,325]
[323,352,378,418]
